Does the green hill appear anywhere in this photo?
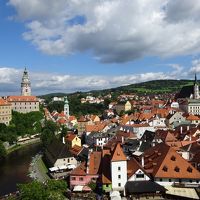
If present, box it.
[39,79,197,99]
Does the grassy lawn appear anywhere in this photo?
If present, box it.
[37,156,50,181]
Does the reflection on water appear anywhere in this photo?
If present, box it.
[0,143,42,196]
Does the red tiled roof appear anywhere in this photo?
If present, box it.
[127,158,149,179]
[66,133,76,142]
[111,143,126,162]
[7,95,38,102]
[0,98,11,106]
[70,162,86,176]
[88,151,101,175]
[143,143,200,179]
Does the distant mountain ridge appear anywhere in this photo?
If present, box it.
[39,79,197,98]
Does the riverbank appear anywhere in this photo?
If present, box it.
[28,153,50,182]
[6,138,41,154]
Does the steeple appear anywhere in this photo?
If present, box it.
[21,67,31,96]
[194,73,199,99]
[195,73,198,84]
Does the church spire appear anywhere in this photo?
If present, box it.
[195,73,198,84]
[194,73,199,99]
[21,67,31,96]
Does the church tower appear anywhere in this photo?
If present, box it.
[21,67,31,96]
[194,73,199,99]
[111,143,127,191]
[64,96,69,118]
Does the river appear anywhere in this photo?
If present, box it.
[0,143,42,196]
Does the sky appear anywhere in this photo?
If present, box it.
[1,0,200,96]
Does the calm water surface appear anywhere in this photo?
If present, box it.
[0,143,42,196]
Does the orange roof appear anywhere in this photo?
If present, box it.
[143,143,200,179]
[70,162,86,176]
[127,158,149,178]
[186,114,200,121]
[85,123,106,132]
[57,118,67,124]
[66,133,76,142]
[111,143,126,162]
[0,98,11,106]
[69,115,77,121]
[7,95,38,102]
[88,151,101,175]
[70,145,83,156]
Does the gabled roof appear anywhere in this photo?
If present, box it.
[127,158,149,179]
[176,85,194,99]
[111,143,127,162]
[88,151,101,175]
[143,143,200,179]
[45,139,74,166]
[70,162,86,176]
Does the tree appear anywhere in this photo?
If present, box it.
[0,140,7,159]
[46,179,67,194]
[40,129,55,148]
[17,180,67,200]
[18,181,48,200]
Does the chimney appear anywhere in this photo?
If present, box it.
[180,126,183,134]
[62,137,65,144]
[141,156,144,167]
[121,136,124,144]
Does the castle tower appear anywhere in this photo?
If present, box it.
[194,73,199,99]
[21,67,31,96]
[64,96,69,118]
[111,143,127,191]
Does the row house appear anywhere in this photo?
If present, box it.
[0,98,12,125]
[70,151,102,191]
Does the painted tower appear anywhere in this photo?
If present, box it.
[21,67,31,96]
[64,96,69,118]
[111,143,127,191]
[194,73,199,99]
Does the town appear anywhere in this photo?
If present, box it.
[0,68,200,200]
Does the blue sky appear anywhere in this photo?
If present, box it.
[1,0,200,95]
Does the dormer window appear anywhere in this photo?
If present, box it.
[174,166,180,172]
[162,166,168,172]
[171,155,176,161]
[187,167,193,173]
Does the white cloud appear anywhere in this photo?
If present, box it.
[7,0,200,63]
[189,59,200,74]
[0,65,187,96]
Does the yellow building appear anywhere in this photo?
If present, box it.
[115,100,132,114]
[0,98,12,125]
[65,133,81,148]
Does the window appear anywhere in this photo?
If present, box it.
[171,156,176,161]
[162,166,168,172]
[136,174,144,178]
[160,178,162,182]
[72,177,76,180]
[79,177,83,181]
[169,179,171,182]
[118,175,121,179]
[118,183,121,187]
[118,167,121,171]
[187,167,192,173]
[174,166,180,172]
